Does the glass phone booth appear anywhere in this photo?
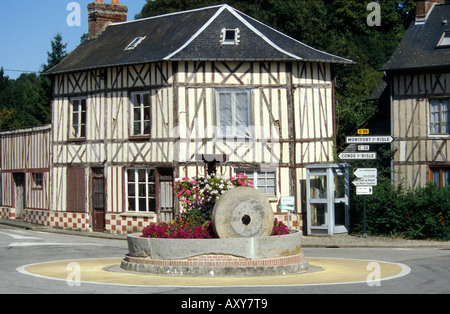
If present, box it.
[306,164,350,236]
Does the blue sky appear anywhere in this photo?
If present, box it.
[0,0,147,79]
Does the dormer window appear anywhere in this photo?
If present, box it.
[221,28,240,45]
[125,36,146,51]
[437,32,450,48]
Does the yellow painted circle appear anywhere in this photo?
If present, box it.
[18,257,411,287]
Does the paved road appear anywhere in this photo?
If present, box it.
[1,224,449,295]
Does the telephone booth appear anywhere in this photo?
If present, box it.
[306,164,350,236]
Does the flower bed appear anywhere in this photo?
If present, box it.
[141,174,289,239]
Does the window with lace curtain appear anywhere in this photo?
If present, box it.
[430,99,449,135]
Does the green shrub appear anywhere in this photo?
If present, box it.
[350,179,450,240]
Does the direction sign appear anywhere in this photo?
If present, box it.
[280,196,295,206]
[338,152,377,160]
[356,186,373,195]
[353,177,377,186]
[358,129,369,135]
[279,205,295,212]
[354,168,377,179]
[358,145,370,151]
[346,136,394,144]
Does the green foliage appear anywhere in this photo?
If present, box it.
[351,179,450,240]
[0,33,67,131]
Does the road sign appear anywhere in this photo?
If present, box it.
[356,186,373,195]
[280,196,295,206]
[358,145,370,151]
[279,205,295,212]
[358,129,369,135]
[346,136,394,144]
[338,152,377,160]
[354,168,377,179]
[353,177,377,186]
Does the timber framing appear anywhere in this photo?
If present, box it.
[42,4,351,234]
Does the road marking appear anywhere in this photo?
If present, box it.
[8,242,103,248]
[0,231,41,240]
[18,257,412,288]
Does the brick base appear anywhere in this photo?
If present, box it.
[24,210,50,226]
[50,212,90,231]
[121,252,309,277]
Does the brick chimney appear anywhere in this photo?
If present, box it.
[88,0,128,39]
[416,0,445,21]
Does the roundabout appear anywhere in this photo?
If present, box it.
[18,256,411,287]
[17,188,412,288]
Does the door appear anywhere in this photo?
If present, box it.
[13,173,25,219]
[157,168,174,224]
[91,168,105,232]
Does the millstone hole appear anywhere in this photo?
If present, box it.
[241,215,251,226]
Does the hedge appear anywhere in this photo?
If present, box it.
[350,179,450,240]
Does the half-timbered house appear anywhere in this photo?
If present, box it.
[0,125,52,225]
[381,0,450,189]
[44,1,352,234]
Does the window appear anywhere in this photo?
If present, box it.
[126,168,156,213]
[430,99,450,135]
[32,173,43,189]
[430,167,450,189]
[131,92,151,137]
[70,98,86,139]
[215,88,252,137]
[437,32,450,48]
[125,36,146,50]
[237,170,277,195]
[221,28,240,45]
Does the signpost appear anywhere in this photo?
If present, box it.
[280,196,295,229]
[358,129,369,135]
[338,152,377,160]
[353,168,378,187]
[340,132,394,237]
[353,168,378,238]
[346,136,394,144]
[356,186,373,195]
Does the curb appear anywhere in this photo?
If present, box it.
[1,219,449,249]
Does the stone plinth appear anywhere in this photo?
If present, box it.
[122,230,308,277]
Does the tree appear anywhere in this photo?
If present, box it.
[41,33,68,73]
[0,34,68,130]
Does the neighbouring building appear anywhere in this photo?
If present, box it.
[380,0,450,189]
[0,125,52,224]
[2,1,352,234]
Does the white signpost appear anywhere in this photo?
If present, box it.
[353,168,378,187]
[354,168,377,178]
[338,152,377,160]
[280,196,295,229]
[346,136,394,144]
[342,133,393,237]
[356,186,373,195]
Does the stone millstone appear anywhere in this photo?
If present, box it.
[212,187,274,238]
